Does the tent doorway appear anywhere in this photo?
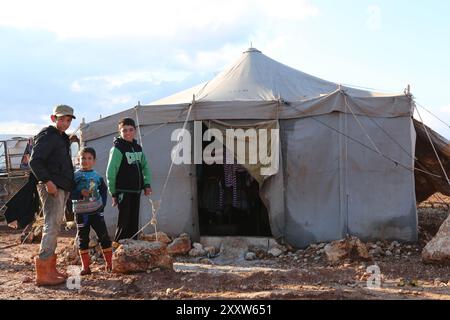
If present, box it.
[197,123,272,237]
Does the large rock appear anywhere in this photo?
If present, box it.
[139,232,172,244]
[112,239,174,274]
[324,236,371,263]
[167,233,192,256]
[422,215,450,264]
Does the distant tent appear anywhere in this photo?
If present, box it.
[81,48,418,247]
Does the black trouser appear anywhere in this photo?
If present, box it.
[114,192,141,242]
[76,212,112,251]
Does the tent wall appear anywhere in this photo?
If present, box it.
[281,114,417,248]
[86,123,199,240]
[344,115,417,241]
[281,114,342,247]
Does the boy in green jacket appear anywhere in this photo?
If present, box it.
[106,118,152,245]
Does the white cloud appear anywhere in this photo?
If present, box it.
[0,121,47,135]
[174,43,246,72]
[0,0,319,39]
[71,70,192,93]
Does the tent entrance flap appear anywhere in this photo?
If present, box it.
[197,122,272,237]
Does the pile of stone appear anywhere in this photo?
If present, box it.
[244,244,290,261]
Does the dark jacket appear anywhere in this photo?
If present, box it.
[106,137,151,196]
[29,126,75,192]
[4,174,39,228]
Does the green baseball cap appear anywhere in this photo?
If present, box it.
[53,104,76,119]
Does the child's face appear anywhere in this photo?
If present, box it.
[80,152,96,170]
[51,115,73,133]
[119,125,136,142]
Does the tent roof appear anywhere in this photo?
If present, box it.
[81,48,413,142]
[150,48,398,105]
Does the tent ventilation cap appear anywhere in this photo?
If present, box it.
[244,47,262,54]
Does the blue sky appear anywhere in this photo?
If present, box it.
[0,0,449,136]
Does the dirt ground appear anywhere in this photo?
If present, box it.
[0,207,449,300]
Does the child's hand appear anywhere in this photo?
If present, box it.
[45,181,58,196]
[81,189,90,197]
[112,197,118,207]
[144,187,152,196]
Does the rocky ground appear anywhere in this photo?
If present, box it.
[0,207,449,300]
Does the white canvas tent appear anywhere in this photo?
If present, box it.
[81,48,417,247]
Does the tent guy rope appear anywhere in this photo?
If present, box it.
[129,96,196,241]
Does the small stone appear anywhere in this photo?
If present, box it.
[391,241,400,248]
[193,243,203,250]
[245,252,257,261]
[370,247,383,256]
[22,276,33,284]
[139,232,172,245]
[385,250,393,257]
[268,248,283,257]
[199,258,213,264]
[204,246,217,257]
[167,234,192,256]
[189,248,206,257]
[324,236,371,263]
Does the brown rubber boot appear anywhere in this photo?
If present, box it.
[50,254,68,279]
[102,248,113,272]
[35,256,66,286]
[79,251,92,276]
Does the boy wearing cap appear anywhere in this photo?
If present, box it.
[29,104,76,286]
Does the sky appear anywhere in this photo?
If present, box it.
[0,0,449,137]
